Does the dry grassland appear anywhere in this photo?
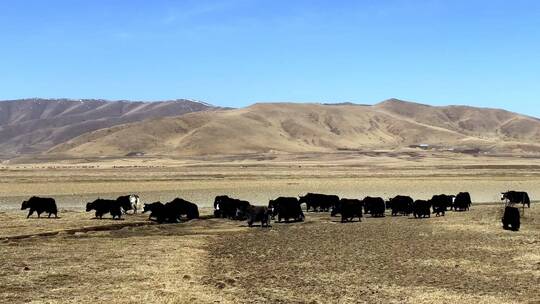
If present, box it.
[0,153,539,303]
[0,205,538,303]
[1,152,539,210]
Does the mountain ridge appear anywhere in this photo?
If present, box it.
[45,99,540,158]
[0,98,220,156]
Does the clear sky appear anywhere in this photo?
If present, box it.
[1,0,539,117]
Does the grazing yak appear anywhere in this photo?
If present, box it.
[429,195,452,216]
[21,196,58,218]
[299,193,340,212]
[387,196,413,216]
[502,206,520,231]
[86,199,122,220]
[454,192,472,211]
[430,194,454,215]
[143,202,172,223]
[431,200,446,216]
[213,195,251,219]
[241,205,271,227]
[413,200,431,218]
[501,191,530,208]
[337,198,363,223]
[167,198,199,220]
[143,201,175,223]
[268,197,304,223]
[143,202,164,221]
[142,198,199,223]
[363,197,385,217]
[116,194,142,214]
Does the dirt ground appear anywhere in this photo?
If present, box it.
[1,153,539,303]
[0,205,538,304]
[0,217,239,303]
[206,206,540,304]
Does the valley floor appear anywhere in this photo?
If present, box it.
[0,153,539,303]
[1,152,540,210]
[0,205,538,303]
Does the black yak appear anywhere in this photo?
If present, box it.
[143,202,165,221]
[268,197,304,222]
[243,205,271,227]
[338,198,363,223]
[213,195,251,219]
[86,199,122,220]
[454,192,472,211]
[21,196,58,218]
[413,200,431,218]
[142,199,199,223]
[299,193,340,212]
[501,191,530,208]
[166,198,199,221]
[387,196,413,216]
[363,197,385,217]
[502,206,520,231]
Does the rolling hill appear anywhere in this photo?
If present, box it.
[0,98,218,156]
[47,99,540,157]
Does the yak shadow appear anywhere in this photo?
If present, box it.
[90,217,125,221]
[330,219,363,223]
[502,226,520,232]
[146,217,198,224]
[271,220,304,225]
[238,223,273,228]
[27,216,61,219]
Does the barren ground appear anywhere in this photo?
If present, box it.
[1,205,538,304]
[0,153,539,303]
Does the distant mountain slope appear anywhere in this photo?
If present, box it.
[375,99,540,141]
[48,99,540,157]
[0,98,218,156]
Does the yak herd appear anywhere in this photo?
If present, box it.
[213,193,473,225]
[19,190,530,231]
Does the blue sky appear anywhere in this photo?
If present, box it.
[0,0,539,117]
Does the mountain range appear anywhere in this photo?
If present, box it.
[47,98,540,158]
[0,98,216,157]
[1,98,539,159]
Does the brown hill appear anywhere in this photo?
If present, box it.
[0,98,218,156]
[375,99,540,141]
[48,99,540,157]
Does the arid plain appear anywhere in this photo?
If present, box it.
[1,152,539,303]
